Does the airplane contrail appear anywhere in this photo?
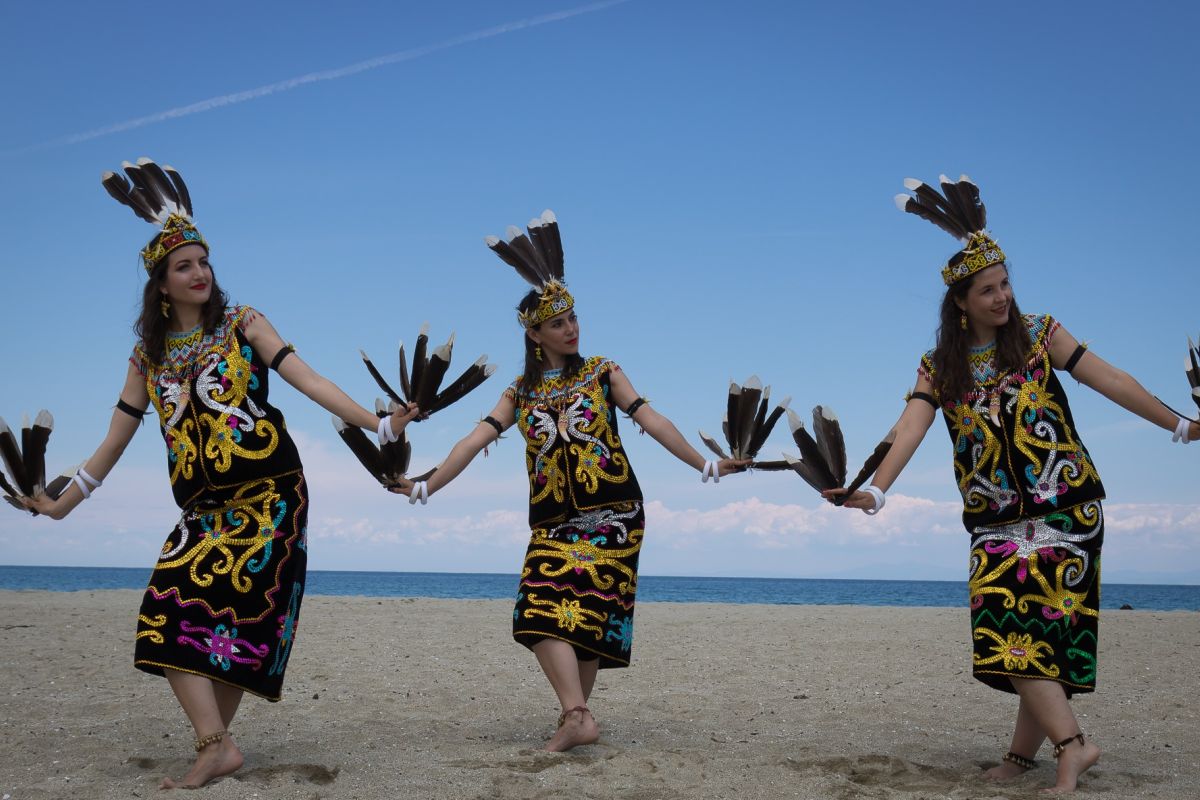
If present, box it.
[6,0,631,155]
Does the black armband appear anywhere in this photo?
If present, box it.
[909,391,938,409]
[1063,344,1088,374]
[482,416,503,435]
[269,344,296,371]
[116,399,147,420]
[624,397,648,416]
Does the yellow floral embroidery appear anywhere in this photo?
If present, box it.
[521,593,607,638]
[973,631,1059,677]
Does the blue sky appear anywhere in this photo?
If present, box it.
[1,1,1197,582]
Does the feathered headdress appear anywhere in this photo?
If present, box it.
[101,158,206,273]
[485,210,572,328]
[894,174,1005,285]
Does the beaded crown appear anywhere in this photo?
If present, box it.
[941,232,1005,286]
[518,279,575,328]
[141,213,207,273]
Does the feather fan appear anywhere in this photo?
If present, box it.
[699,377,789,461]
[0,409,61,515]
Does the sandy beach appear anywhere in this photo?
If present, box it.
[1,589,1195,799]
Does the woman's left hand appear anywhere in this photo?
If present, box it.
[388,477,414,496]
[717,458,752,476]
[389,403,423,435]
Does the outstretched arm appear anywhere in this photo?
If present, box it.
[393,393,516,498]
[828,372,938,510]
[21,362,148,520]
[1051,324,1200,440]
[607,368,748,477]
[242,310,420,433]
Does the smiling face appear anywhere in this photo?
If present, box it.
[956,263,1012,335]
[160,243,212,310]
[527,308,580,362]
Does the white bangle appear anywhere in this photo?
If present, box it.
[701,460,720,484]
[862,485,886,515]
[408,480,429,505]
[1172,416,1192,444]
[378,416,398,445]
[72,467,102,499]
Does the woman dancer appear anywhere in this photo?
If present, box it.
[397,211,746,751]
[22,159,420,789]
[829,175,1197,793]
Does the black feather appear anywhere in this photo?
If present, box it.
[725,383,741,460]
[416,341,452,413]
[735,377,763,459]
[409,324,429,410]
[698,430,730,460]
[812,405,847,487]
[136,158,181,214]
[360,350,406,409]
[331,416,388,487]
[0,417,30,497]
[162,165,193,217]
[25,410,52,496]
[398,341,413,403]
[834,430,897,506]
[898,195,967,240]
[747,397,789,459]
[505,230,550,283]
[787,411,839,491]
[101,171,159,223]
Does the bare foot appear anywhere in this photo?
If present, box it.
[984,760,1031,781]
[160,734,243,790]
[544,707,599,752]
[1043,737,1100,793]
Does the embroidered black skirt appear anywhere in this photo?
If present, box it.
[133,472,308,701]
[513,501,644,669]
[968,501,1103,696]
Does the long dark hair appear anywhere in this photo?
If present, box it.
[134,236,229,365]
[930,260,1029,400]
[516,290,584,394]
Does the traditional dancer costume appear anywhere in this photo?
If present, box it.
[487,213,645,668]
[104,161,307,700]
[897,177,1105,695]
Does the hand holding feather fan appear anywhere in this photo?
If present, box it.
[1156,334,1200,427]
[1,411,72,515]
[698,376,790,462]
[335,326,496,488]
[754,405,895,505]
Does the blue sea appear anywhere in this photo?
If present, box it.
[1,565,1197,610]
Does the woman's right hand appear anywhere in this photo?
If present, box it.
[820,487,875,510]
[19,492,68,520]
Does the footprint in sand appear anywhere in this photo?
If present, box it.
[236,763,340,786]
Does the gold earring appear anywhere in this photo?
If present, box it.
[535,345,543,362]
[959,312,967,330]
[161,296,171,318]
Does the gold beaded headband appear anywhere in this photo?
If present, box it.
[517,279,575,329]
[941,232,1005,286]
[140,214,208,274]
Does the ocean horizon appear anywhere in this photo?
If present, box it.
[1,565,1197,610]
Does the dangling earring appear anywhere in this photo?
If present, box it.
[161,296,171,319]
[959,312,967,331]
[535,345,543,362]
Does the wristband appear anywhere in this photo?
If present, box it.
[862,485,885,515]
[378,416,399,445]
[1173,416,1192,444]
[72,467,102,499]
[701,460,720,483]
[408,481,429,505]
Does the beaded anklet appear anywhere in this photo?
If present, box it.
[1053,733,1086,758]
[1002,751,1037,770]
[194,730,227,752]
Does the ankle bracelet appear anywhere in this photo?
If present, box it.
[194,730,227,751]
[1003,751,1037,770]
[1053,732,1086,758]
